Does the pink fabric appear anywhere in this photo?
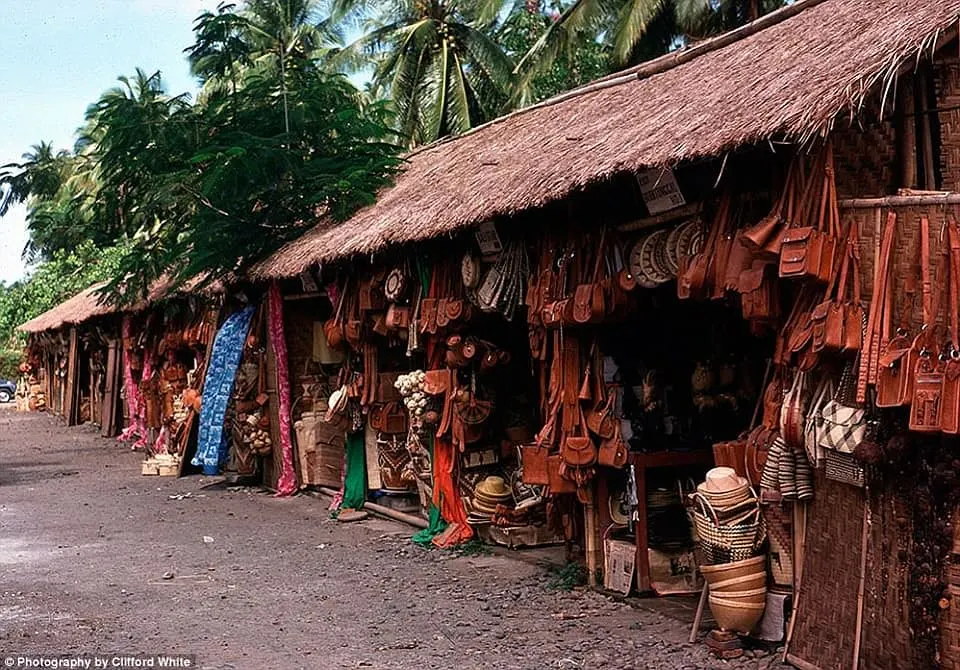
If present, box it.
[268,282,298,496]
[117,317,145,444]
[132,349,157,451]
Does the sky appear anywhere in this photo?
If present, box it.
[0,0,221,284]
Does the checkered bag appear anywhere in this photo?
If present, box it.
[818,365,865,455]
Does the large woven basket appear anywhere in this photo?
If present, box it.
[692,492,767,565]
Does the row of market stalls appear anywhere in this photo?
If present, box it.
[17,0,960,666]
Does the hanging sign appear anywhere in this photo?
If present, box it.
[637,169,686,215]
[475,222,503,256]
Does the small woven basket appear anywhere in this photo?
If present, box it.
[824,450,865,488]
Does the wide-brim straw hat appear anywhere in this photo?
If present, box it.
[476,476,511,498]
[704,467,747,493]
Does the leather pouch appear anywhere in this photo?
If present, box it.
[909,361,944,433]
[385,304,411,331]
[598,423,628,468]
[876,336,913,407]
[520,444,550,485]
[779,227,822,279]
[547,455,577,494]
[561,436,596,468]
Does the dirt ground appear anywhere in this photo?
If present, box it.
[0,405,786,669]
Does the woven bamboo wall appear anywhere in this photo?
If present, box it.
[833,101,898,198]
[942,508,960,669]
[861,479,918,669]
[789,473,864,668]
[847,203,956,331]
[935,62,960,192]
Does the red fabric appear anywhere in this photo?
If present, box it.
[268,282,299,496]
[432,435,473,546]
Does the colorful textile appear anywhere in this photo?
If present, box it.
[192,305,256,475]
[339,432,367,510]
[432,435,473,546]
[117,317,144,445]
[267,282,298,496]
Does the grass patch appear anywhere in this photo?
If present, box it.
[548,561,587,591]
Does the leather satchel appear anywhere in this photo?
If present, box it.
[423,368,453,396]
[778,143,839,283]
[561,436,597,468]
[584,386,617,440]
[547,454,577,494]
[520,444,550,485]
[780,371,807,450]
[369,402,408,434]
[385,304,411,331]
[598,421,628,468]
[941,220,960,434]
[909,216,944,432]
[323,319,344,351]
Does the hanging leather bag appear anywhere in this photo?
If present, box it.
[909,216,945,432]
[598,419,629,468]
[779,144,839,283]
[941,220,960,434]
[873,214,914,407]
[780,370,807,450]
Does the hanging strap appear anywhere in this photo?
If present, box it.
[921,216,932,326]
[858,211,896,403]
[949,219,960,348]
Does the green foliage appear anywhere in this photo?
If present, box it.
[547,560,588,591]
[0,242,129,353]
[332,0,517,147]
[497,6,610,105]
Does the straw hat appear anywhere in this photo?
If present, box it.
[703,467,745,493]
[476,476,511,498]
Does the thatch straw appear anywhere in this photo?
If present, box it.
[17,274,221,334]
[255,0,960,279]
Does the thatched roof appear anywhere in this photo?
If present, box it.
[255,0,960,279]
[18,275,219,334]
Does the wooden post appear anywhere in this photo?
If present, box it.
[584,482,601,588]
[901,82,918,190]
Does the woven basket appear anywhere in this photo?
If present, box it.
[763,503,794,588]
[692,492,766,565]
[824,449,865,488]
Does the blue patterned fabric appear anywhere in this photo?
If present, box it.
[192,305,256,475]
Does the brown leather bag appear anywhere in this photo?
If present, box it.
[562,436,596,467]
[941,220,960,434]
[369,402,408,434]
[598,420,628,468]
[780,371,807,450]
[739,260,778,322]
[423,368,453,396]
[679,195,729,300]
[875,214,919,408]
[585,386,617,440]
[742,159,800,256]
[909,216,944,432]
[521,444,550,485]
[547,454,577,494]
[385,304,410,331]
[779,144,839,283]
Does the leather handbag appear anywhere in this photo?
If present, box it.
[742,159,800,256]
[520,444,550,485]
[323,319,344,351]
[369,401,408,434]
[679,195,729,300]
[780,371,807,450]
[561,436,596,467]
[423,369,453,396]
[585,386,617,440]
[942,220,960,434]
[598,420,628,468]
[385,304,410,331]
[909,216,945,432]
[778,144,839,283]
[739,260,778,323]
[547,454,577,494]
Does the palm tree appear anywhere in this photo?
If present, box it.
[515,0,784,86]
[0,142,70,217]
[331,0,516,147]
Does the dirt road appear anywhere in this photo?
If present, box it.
[0,406,781,669]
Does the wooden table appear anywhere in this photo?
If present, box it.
[596,449,715,594]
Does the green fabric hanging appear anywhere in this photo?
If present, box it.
[339,431,367,511]
[411,432,446,546]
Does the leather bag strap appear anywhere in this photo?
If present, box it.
[858,211,896,403]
